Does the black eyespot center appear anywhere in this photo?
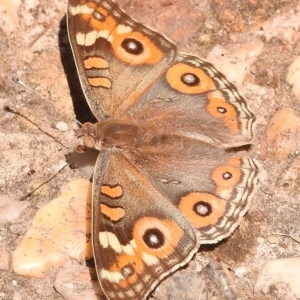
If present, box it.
[193,201,212,217]
[217,106,227,114]
[181,72,200,86]
[143,228,165,249]
[121,38,144,55]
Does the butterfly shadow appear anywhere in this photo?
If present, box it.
[58,16,97,125]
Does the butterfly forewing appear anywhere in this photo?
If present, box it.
[67,0,176,120]
[127,55,256,148]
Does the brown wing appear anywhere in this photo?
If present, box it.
[127,55,256,148]
[92,150,199,300]
[67,0,176,120]
[124,134,259,244]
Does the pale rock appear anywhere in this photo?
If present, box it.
[12,179,92,277]
[13,292,22,300]
[206,39,264,87]
[0,195,30,224]
[155,268,207,300]
[0,247,10,270]
[287,55,300,101]
[265,108,300,159]
[54,264,102,300]
[255,257,300,300]
[55,121,69,132]
[261,10,300,44]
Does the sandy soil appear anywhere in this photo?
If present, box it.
[1,0,300,299]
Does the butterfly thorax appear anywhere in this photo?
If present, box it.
[80,120,152,151]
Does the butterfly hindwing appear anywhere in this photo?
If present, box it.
[92,150,199,300]
[124,135,259,244]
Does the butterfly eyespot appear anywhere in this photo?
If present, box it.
[122,265,134,278]
[143,228,165,249]
[121,38,144,55]
[194,201,212,217]
[212,164,241,190]
[178,192,226,228]
[217,106,227,114]
[181,72,200,86]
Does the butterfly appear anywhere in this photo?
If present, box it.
[67,0,259,299]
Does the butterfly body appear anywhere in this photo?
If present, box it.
[67,1,259,299]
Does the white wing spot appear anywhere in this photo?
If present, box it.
[142,251,159,266]
[99,232,137,255]
[69,4,94,16]
[116,24,133,35]
[100,269,124,283]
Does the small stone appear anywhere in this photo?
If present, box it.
[206,39,264,87]
[13,292,22,300]
[9,223,26,235]
[287,55,300,101]
[12,179,92,277]
[255,257,300,299]
[0,196,30,224]
[265,108,300,159]
[257,237,265,244]
[54,264,102,300]
[155,268,207,300]
[267,236,279,244]
[0,247,10,270]
[262,10,300,44]
[55,121,69,131]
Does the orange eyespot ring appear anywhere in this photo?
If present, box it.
[178,192,226,228]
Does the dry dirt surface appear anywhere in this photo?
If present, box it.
[1,0,300,300]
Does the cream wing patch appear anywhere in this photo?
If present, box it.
[99,232,137,255]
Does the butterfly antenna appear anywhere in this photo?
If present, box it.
[12,76,83,127]
[19,163,69,201]
[12,76,56,106]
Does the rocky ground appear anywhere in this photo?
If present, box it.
[1,0,300,299]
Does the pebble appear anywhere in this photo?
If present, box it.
[257,237,265,244]
[286,55,300,101]
[261,9,300,44]
[267,235,279,244]
[55,121,69,132]
[12,179,92,277]
[265,108,300,159]
[0,195,30,224]
[13,292,22,300]
[206,39,264,87]
[255,257,300,299]
[54,264,102,300]
[155,268,207,300]
[0,247,10,270]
